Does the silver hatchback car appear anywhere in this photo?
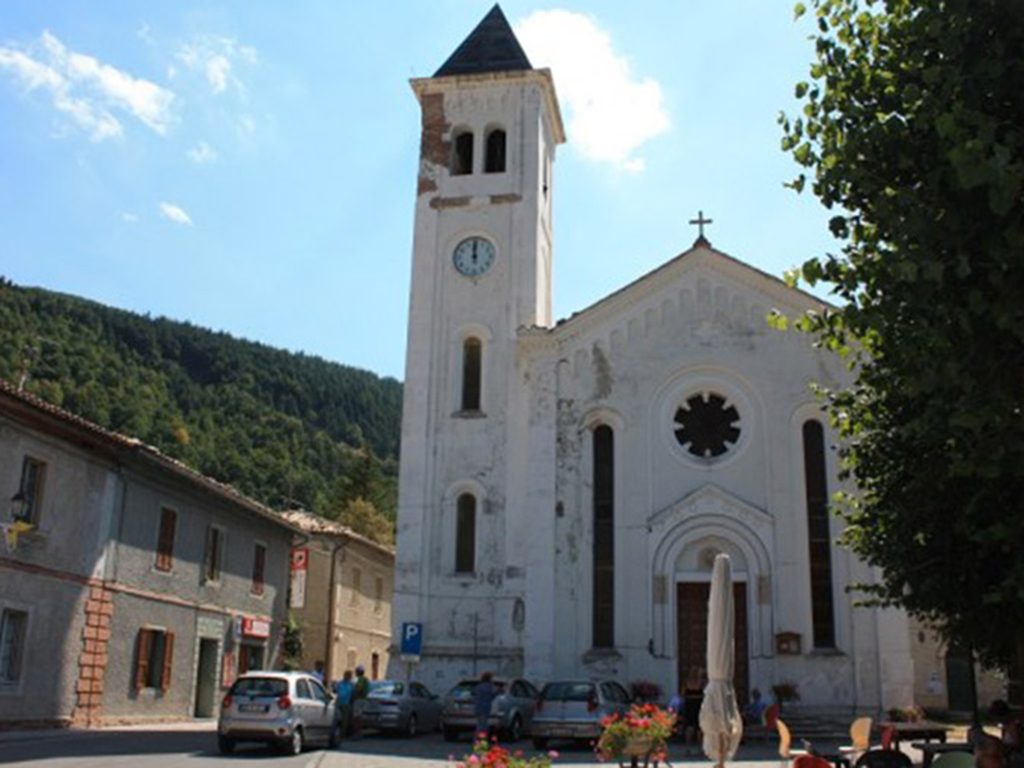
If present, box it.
[217,671,337,755]
[441,678,540,742]
[530,679,631,749]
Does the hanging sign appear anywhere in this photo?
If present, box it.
[290,547,308,609]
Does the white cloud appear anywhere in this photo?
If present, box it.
[0,31,174,141]
[176,36,256,96]
[159,201,192,225]
[187,141,217,163]
[515,10,669,171]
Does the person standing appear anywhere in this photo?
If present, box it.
[334,670,355,738]
[311,660,325,684]
[472,671,496,740]
[351,665,370,736]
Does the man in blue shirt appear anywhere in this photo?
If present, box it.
[334,669,355,737]
[472,671,497,739]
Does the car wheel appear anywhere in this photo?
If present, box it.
[217,736,235,754]
[506,715,523,742]
[283,727,303,756]
[328,722,341,748]
[443,726,460,742]
[532,736,548,750]
[406,714,418,738]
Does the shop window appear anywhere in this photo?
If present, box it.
[455,493,476,574]
[0,609,27,684]
[251,543,266,596]
[133,627,174,692]
[154,507,176,572]
[452,130,474,175]
[485,128,506,173]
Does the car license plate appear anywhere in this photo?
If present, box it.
[240,704,268,713]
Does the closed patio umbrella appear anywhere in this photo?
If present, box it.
[700,553,743,767]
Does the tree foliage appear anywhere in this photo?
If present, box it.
[781,0,1024,670]
[0,279,401,520]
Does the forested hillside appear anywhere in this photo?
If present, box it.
[0,279,402,529]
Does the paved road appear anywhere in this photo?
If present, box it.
[0,723,802,768]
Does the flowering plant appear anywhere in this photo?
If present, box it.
[453,734,558,768]
[595,703,676,763]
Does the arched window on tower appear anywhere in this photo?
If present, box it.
[452,130,474,175]
[484,128,506,173]
[803,419,836,648]
[455,493,476,574]
[592,424,615,648]
[461,337,482,412]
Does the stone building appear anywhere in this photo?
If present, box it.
[392,6,914,711]
[0,380,296,727]
[280,510,394,683]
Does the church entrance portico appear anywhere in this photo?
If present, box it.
[649,485,774,701]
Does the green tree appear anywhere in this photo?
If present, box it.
[332,498,394,547]
[781,0,1024,682]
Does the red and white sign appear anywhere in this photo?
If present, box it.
[290,547,308,609]
[241,616,271,639]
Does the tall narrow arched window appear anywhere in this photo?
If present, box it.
[593,425,615,648]
[484,128,506,173]
[461,337,482,412]
[455,493,476,574]
[803,419,836,648]
[452,130,473,175]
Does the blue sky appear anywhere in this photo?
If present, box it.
[0,1,835,381]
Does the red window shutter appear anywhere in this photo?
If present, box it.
[134,629,153,692]
[155,509,176,571]
[160,632,175,692]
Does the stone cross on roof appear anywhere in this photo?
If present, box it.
[689,210,713,246]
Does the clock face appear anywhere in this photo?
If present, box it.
[453,237,495,277]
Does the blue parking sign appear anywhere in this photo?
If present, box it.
[400,622,423,656]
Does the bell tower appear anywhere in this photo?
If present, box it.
[392,4,565,684]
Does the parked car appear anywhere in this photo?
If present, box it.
[217,671,337,755]
[441,677,540,742]
[353,680,442,737]
[530,679,632,748]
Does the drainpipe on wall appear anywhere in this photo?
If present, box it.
[324,536,348,680]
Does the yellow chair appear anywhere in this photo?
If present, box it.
[840,717,874,760]
[778,718,808,766]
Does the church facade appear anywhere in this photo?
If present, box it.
[392,6,913,711]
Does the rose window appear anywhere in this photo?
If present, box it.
[673,393,741,458]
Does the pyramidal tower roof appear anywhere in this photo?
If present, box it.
[434,4,532,78]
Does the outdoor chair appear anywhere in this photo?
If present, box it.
[794,755,834,768]
[778,718,809,766]
[839,717,874,761]
[854,748,912,768]
[931,753,975,768]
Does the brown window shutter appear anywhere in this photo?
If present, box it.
[134,628,153,692]
[156,509,176,571]
[160,632,175,692]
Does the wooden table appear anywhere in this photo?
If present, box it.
[880,721,950,748]
[911,741,972,768]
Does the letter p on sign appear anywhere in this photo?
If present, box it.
[400,622,423,658]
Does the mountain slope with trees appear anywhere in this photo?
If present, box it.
[0,278,401,538]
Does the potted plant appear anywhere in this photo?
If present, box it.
[452,734,558,768]
[772,682,801,712]
[595,703,677,767]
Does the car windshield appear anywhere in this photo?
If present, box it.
[230,677,288,697]
[368,682,404,698]
[541,682,593,702]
